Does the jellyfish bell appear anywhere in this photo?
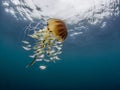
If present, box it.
[22,18,68,69]
[47,18,68,42]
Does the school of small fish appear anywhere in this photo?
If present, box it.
[22,29,62,69]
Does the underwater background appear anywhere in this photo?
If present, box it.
[0,0,120,90]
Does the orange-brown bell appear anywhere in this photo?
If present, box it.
[47,18,67,42]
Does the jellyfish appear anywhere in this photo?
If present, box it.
[22,18,68,68]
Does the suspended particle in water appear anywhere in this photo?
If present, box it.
[39,65,47,70]
[22,18,68,69]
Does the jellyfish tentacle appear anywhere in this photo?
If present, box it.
[26,29,51,67]
[26,55,37,68]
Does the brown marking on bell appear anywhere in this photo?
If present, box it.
[47,18,67,42]
[61,33,65,40]
[58,31,64,37]
[56,24,64,27]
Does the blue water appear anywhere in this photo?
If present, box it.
[1,4,120,90]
